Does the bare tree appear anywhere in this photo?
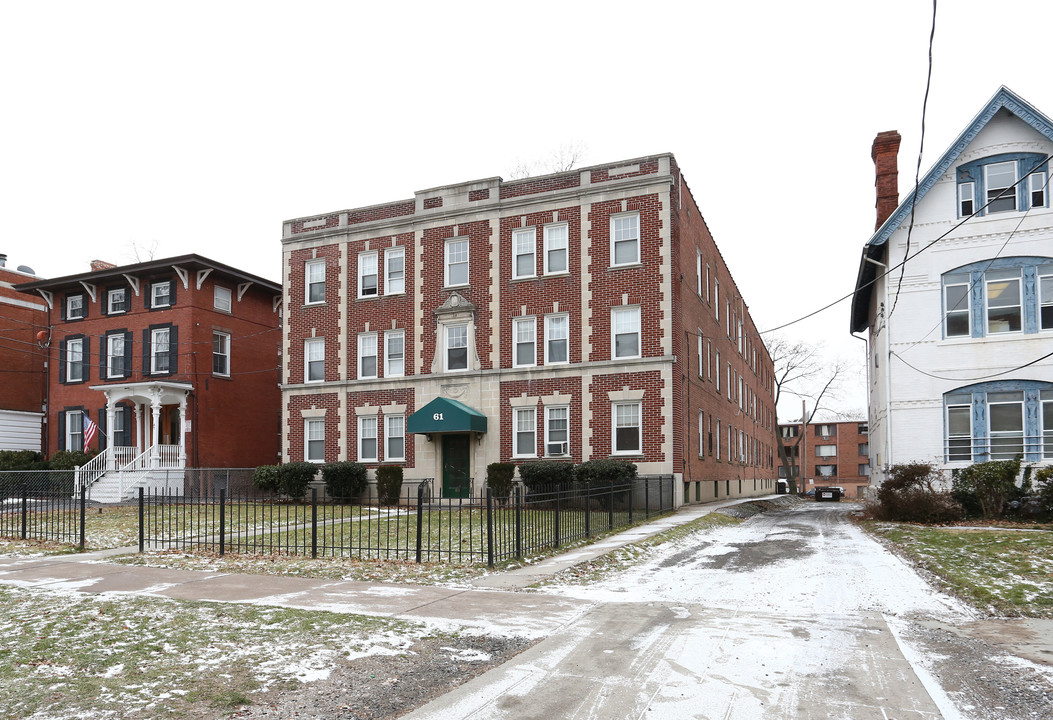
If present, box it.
[765,334,846,494]
[127,238,160,265]
[508,141,587,179]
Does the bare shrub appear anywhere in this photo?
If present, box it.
[866,462,964,523]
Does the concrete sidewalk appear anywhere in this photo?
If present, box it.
[0,495,783,635]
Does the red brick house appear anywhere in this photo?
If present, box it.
[16,255,282,500]
[0,255,47,451]
[281,154,779,505]
[778,420,871,498]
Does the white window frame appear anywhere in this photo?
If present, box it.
[107,288,127,315]
[66,410,84,452]
[212,331,230,377]
[305,338,324,383]
[1042,390,1053,459]
[696,250,702,296]
[985,161,1017,213]
[384,330,405,377]
[958,181,975,217]
[544,406,569,457]
[545,314,569,365]
[612,306,641,360]
[66,294,84,320]
[1030,171,1047,209]
[358,333,378,379]
[67,337,84,382]
[384,415,405,461]
[612,402,641,455]
[716,419,722,460]
[512,227,535,280]
[544,222,568,275]
[513,316,536,368]
[150,327,171,374]
[514,407,537,458]
[715,350,721,392]
[1041,272,1053,331]
[358,415,378,462]
[815,444,837,458]
[445,324,469,372]
[151,281,171,308]
[988,391,1024,460]
[697,332,703,378]
[698,410,704,457]
[214,285,232,313]
[985,269,1022,334]
[359,251,379,298]
[305,418,324,463]
[305,260,326,304]
[610,212,640,266]
[107,333,125,379]
[445,238,469,287]
[944,279,971,337]
[384,247,405,295]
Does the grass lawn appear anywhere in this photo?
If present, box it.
[864,522,1053,617]
[0,584,430,719]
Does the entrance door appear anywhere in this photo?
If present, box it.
[159,406,180,444]
[441,434,471,499]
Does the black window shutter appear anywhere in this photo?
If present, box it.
[57,411,66,451]
[81,337,90,382]
[98,409,107,451]
[169,280,177,306]
[143,329,151,373]
[123,331,133,378]
[99,335,107,378]
[168,325,179,373]
[58,340,67,385]
[145,284,152,310]
[60,298,67,321]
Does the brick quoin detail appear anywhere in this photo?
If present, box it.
[288,393,340,464]
[287,245,343,383]
[499,378,583,463]
[589,372,664,462]
[423,197,443,210]
[291,215,340,235]
[468,189,490,202]
[347,388,415,468]
[590,158,660,184]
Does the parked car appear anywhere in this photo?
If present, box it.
[815,486,843,502]
[804,488,816,498]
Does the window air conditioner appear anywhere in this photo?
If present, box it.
[547,442,568,456]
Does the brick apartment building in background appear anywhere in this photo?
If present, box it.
[778,420,871,498]
[0,254,47,451]
[281,154,779,505]
[15,256,282,499]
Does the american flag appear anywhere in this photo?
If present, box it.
[83,412,98,448]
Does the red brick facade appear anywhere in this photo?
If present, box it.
[778,420,871,498]
[282,154,778,505]
[15,256,282,466]
[0,261,48,450]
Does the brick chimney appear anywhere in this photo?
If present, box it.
[872,130,901,230]
[90,259,117,272]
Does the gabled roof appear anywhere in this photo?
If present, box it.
[850,86,1053,333]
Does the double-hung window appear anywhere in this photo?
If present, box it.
[214,286,232,313]
[151,281,171,308]
[985,161,1017,213]
[385,415,405,461]
[358,416,378,461]
[515,407,536,457]
[544,223,568,274]
[988,391,1024,460]
[986,269,1022,334]
[612,306,641,359]
[613,402,641,455]
[151,328,171,374]
[107,333,126,379]
[359,251,378,297]
[385,247,405,295]
[944,275,971,337]
[66,295,84,320]
[946,396,972,461]
[512,228,535,279]
[1040,272,1053,330]
[385,331,404,377]
[815,444,837,458]
[611,213,640,265]
[545,406,569,456]
[958,182,975,217]
[305,338,324,382]
[446,325,468,371]
[513,317,535,367]
[212,331,230,376]
[545,314,568,364]
[1030,171,1047,209]
[1043,390,1053,459]
[445,239,469,287]
[305,419,324,463]
[306,260,326,303]
[66,338,84,382]
[107,288,127,314]
[359,333,378,378]
[66,410,84,451]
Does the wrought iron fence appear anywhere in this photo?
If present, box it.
[139,475,676,567]
[0,472,87,549]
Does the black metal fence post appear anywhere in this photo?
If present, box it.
[486,487,494,569]
[554,489,561,549]
[515,484,523,560]
[628,483,634,525]
[78,485,86,551]
[138,488,144,553]
[311,488,318,559]
[20,485,27,540]
[415,481,426,564]
[585,483,591,538]
[608,484,615,531]
[645,478,650,519]
[219,488,226,556]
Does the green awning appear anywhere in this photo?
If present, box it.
[407,397,488,434]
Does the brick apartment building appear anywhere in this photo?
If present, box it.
[15,256,282,498]
[0,255,47,451]
[281,154,779,505]
[778,420,871,498]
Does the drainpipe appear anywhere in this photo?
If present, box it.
[865,256,892,482]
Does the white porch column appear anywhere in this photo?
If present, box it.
[105,399,116,471]
[150,392,162,469]
[178,394,188,468]
[135,403,144,455]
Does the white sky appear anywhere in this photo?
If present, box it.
[3,1,1051,420]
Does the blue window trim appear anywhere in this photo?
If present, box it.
[944,379,1053,462]
[956,152,1049,217]
[942,256,1053,338]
